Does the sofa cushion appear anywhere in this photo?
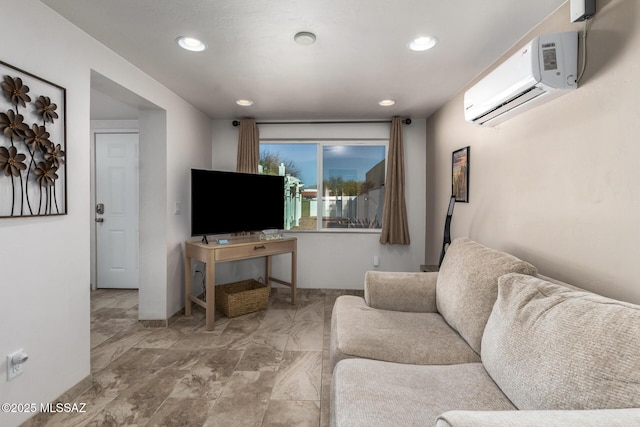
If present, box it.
[330,295,480,370]
[482,273,640,410]
[436,408,640,427]
[364,271,438,313]
[331,359,516,427]
[436,238,537,354]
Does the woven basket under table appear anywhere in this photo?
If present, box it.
[214,279,270,317]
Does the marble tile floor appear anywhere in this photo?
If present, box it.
[24,287,363,427]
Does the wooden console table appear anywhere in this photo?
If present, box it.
[184,236,297,331]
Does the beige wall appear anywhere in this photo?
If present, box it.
[426,0,640,304]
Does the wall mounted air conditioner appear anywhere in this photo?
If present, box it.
[464,32,578,127]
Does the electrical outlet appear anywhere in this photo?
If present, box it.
[192,261,203,275]
[7,349,28,381]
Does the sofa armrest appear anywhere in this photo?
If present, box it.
[436,409,640,427]
[364,271,438,312]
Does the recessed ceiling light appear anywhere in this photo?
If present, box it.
[409,36,438,52]
[294,31,317,46]
[236,99,254,107]
[378,99,396,107]
[176,36,207,52]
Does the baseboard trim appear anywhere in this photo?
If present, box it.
[139,307,185,328]
[21,374,93,426]
[140,319,167,328]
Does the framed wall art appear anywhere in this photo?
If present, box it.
[0,60,66,218]
[452,146,469,203]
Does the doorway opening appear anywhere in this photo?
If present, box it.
[90,70,166,324]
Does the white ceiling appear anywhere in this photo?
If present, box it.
[42,0,566,120]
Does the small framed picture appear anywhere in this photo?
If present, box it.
[452,146,470,203]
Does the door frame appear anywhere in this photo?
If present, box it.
[90,122,139,290]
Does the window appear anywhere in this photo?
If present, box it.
[260,141,387,231]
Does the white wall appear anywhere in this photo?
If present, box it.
[0,1,211,425]
[426,0,640,304]
[210,120,426,289]
[138,109,169,320]
[166,110,212,316]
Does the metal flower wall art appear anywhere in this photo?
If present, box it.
[0,61,66,217]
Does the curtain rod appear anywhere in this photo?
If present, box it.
[232,118,411,127]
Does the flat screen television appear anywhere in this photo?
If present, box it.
[191,169,285,237]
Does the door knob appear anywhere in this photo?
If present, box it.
[95,218,104,223]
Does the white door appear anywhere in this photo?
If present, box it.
[95,133,139,289]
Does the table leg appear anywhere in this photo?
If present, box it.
[291,248,297,305]
[205,258,216,331]
[184,253,192,317]
[266,255,272,287]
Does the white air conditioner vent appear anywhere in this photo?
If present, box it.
[464,32,578,127]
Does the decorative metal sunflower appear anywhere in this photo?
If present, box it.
[35,96,59,124]
[0,146,27,177]
[0,109,28,140]
[34,161,58,187]
[1,75,31,108]
[23,124,52,152]
[45,143,65,168]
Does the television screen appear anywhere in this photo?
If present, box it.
[191,169,285,237]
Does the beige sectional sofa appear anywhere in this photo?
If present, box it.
[330,238,640,426]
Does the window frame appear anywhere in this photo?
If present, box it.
[260,138,389,233]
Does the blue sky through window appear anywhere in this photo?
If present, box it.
[261,143,385,189]
[323,145,385,182]
[261,143,317,186]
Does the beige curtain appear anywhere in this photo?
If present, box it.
[379,117,410,245]
[236,118,260,173]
